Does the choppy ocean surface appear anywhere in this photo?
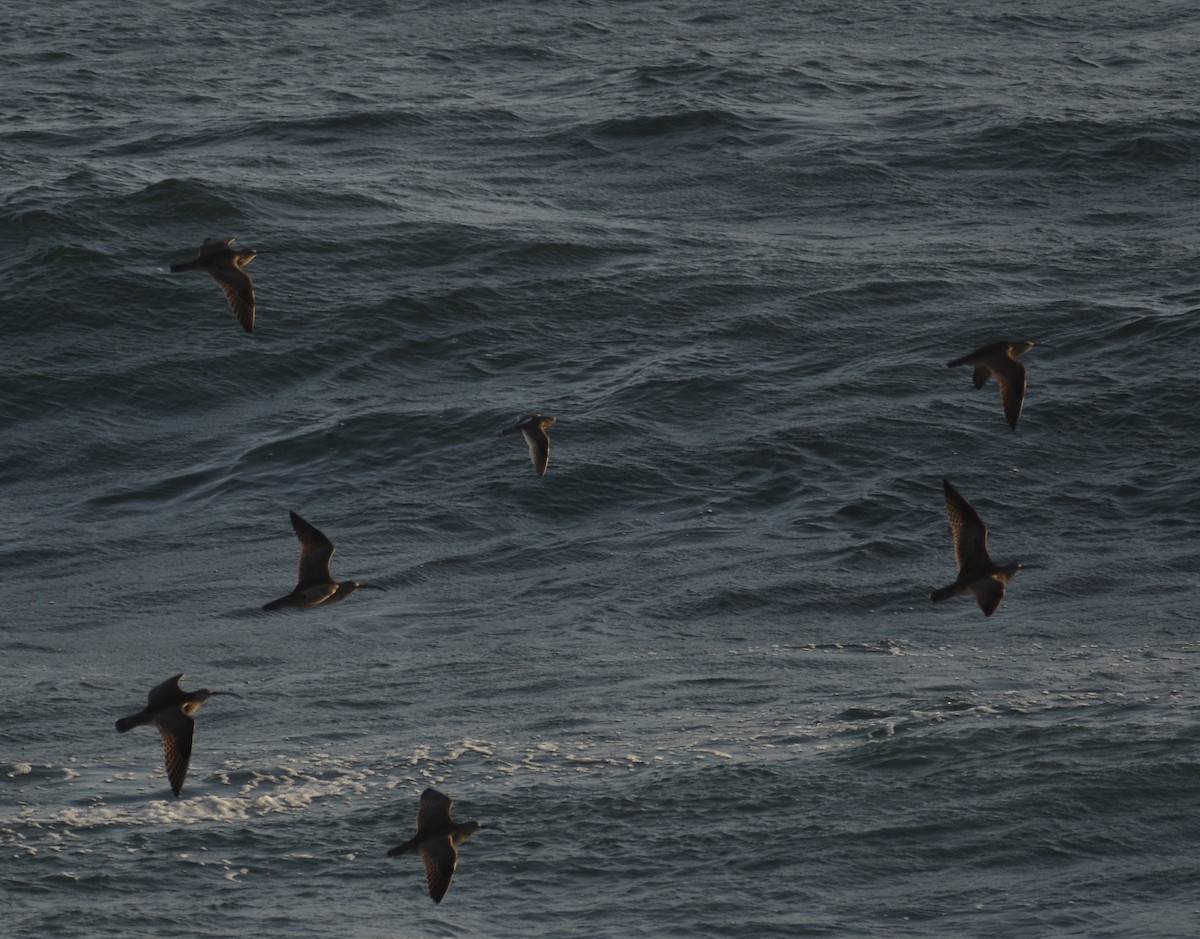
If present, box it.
[3,1,1200,936]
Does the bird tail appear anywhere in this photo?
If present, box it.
[946,354,971,368]
[169,261,200,273]
[386,836,421,858]
[929,584,960,603]
[115,713,146,733]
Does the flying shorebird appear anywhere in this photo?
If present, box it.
[946,339,1034,430]
[115,673,237,797]
[387,787,484,904]
[930,478,1030,617]
[500,413,556,477]
[263,510,381,610]
[169,237,259,333]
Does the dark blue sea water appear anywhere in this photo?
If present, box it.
[3,2,1200,936]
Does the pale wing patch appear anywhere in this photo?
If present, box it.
[992,359,1027,430]
[301,583,339,606]
[522,427,550,477]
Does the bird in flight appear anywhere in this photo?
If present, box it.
[387,787,484,903]
[946,339,1034,430]
[500,413,557,477]
[170,237,259,333]
[263,511,381,610]
[930,478,1031,616]
[115,673,237,797]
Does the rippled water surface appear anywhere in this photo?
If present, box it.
[3,2,1200,937]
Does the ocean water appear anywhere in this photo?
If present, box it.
[3,1,1200,936]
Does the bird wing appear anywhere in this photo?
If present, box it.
[971,577,1006,617]
[289,511,336,591]
[154,707,195,797]
[522,426,550,477]
[208,263,255,333]
[991,357,1027,430]
[300,583,340,605]
[416,788,454,830]
[419,836,459,903]
[943,479,991,573]
[198,237,236,257]
[971,365,991,390]
[146,673,185,709]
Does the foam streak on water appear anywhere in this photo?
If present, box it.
[3,2,1200,937]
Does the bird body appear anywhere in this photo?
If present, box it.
[947,339,1034,430]
[170,237,258,333]
[501,413,556,477]
[115,673,234,797]
[931,478,1028,616]
[387,788,482,903]
[263,511,375,610]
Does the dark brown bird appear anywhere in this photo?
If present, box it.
[930,478,1030,616]
[387,788,483,904]
[946,339,1034,430]
[170,237,258,333]
[263,510,381,610]
[115,673,237,797]
[500,414,556,477]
